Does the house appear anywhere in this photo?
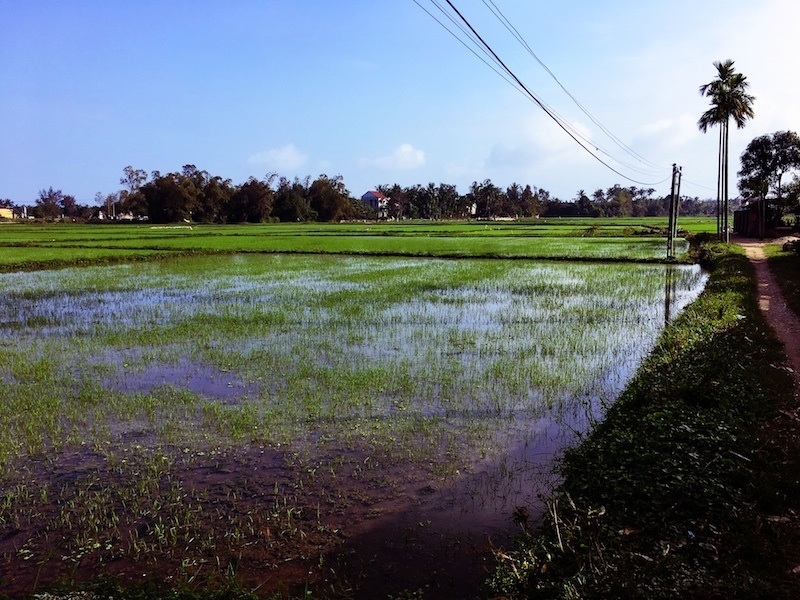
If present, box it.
[0,208,13,220]
[361,190,388,218]
[734,199,778,238]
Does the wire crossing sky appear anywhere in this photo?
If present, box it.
[480,0,667,173]
[1,0,797,204]
[415,0,671,186]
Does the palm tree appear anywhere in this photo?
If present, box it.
[698,60,755,241]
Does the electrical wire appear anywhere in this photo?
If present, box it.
[415,0,668,185]
[481,0,666,172]
[410,0,520,91]
[423,6,665,180]
[681,178,716,193]
[419,0,667,186]
[423,0,645,175]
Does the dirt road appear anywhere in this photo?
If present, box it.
[738,238,800,392]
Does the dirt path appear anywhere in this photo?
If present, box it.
[738,238,800,392]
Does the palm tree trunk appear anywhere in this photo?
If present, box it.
[723,118,730,243]
[717,125,724,240]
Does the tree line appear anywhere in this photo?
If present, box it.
[2,167,372,223]
[2,167,723,223]
[377,180,720,219]
[119,166,369,224]
[10,159,799,224]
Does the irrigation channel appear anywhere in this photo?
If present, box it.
[0,254,707,597]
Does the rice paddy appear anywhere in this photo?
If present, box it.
[0,219,707,270]
[0,241,707,596]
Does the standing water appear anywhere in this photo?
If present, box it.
[0,255,707,597]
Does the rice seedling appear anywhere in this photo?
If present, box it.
[0,251,706,595]
[0,220,696,271]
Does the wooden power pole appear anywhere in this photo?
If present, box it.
[667,164,683,259]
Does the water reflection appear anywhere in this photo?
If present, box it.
[665,265,677,326]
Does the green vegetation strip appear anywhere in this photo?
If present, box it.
[0,247,176,269]
[0,221,706,270]
[488,243,800,598]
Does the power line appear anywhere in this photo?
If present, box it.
[410,0,519,89]
[418,0,593,148]
[481,0,665,172]
[681,178,716,193]
[426,1,626,172]
[415,0,668,185]
[419,0,666,186]
[419,0,661,179]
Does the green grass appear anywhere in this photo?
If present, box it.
[0,217,716,242]
[0,219,712,270]
[0,246,170,268]
[488,243,800,598]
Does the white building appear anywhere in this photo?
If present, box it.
[361,190,389,218]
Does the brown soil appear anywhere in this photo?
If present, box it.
[0,421,575,599]
[738,237,800,391]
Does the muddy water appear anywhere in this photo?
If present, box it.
[107,362,260,404]
[312,387,604,597]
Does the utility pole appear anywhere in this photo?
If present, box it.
[674,165,682,248]
[667,164,682,259]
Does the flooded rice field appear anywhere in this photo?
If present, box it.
[0,254,707,597]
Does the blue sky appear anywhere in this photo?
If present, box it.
[1,0,797,205]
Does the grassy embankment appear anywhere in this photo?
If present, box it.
[488,242,800,598]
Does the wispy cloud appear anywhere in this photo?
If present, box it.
[360,144,426,170]
[638,113,698,148]
[487,114,590,170]
[248,144,308,171]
